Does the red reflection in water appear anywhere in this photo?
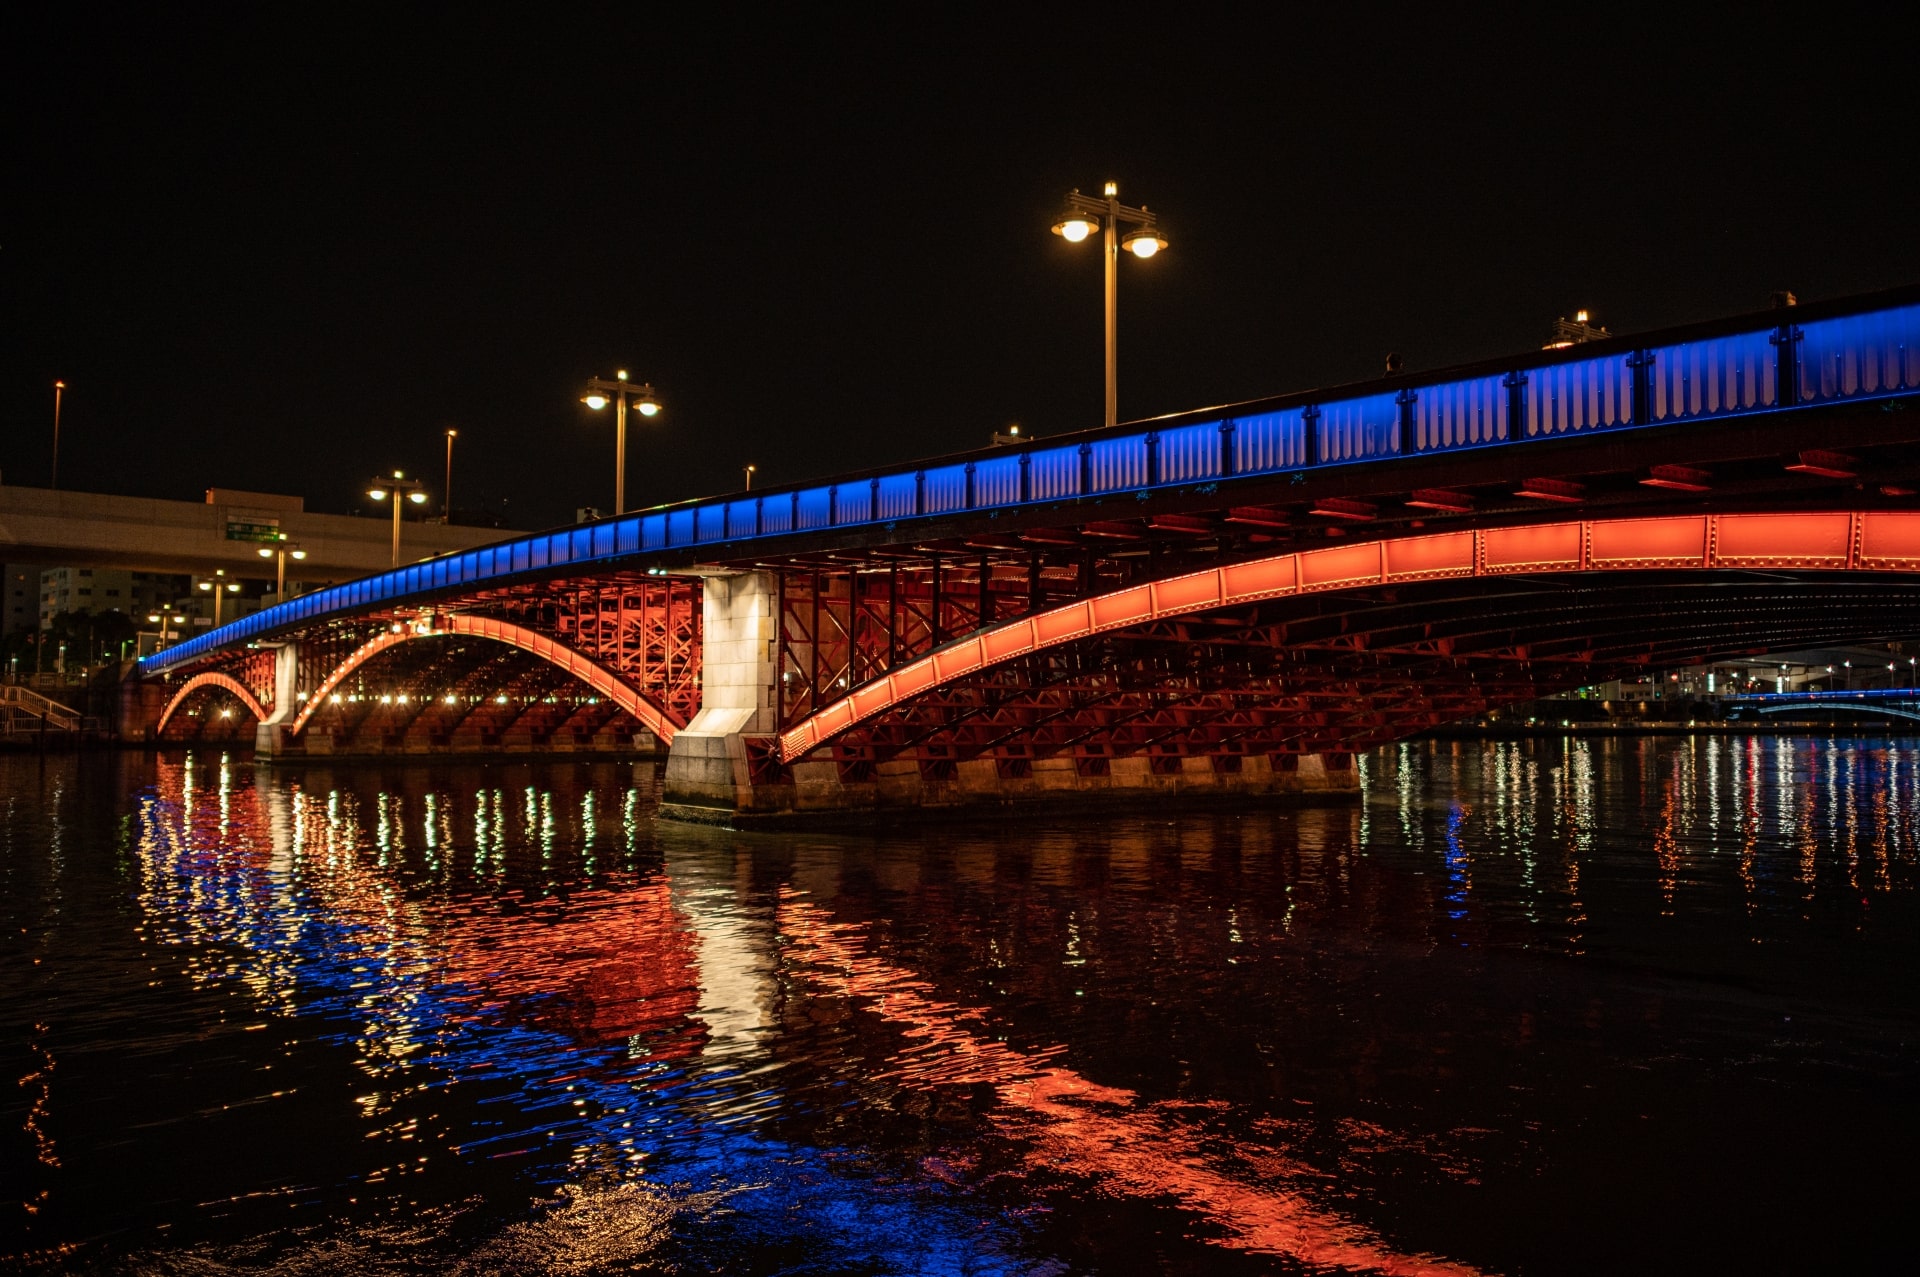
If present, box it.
[434,887,703,1050]
[777,890,1488,1276]
[151,762,704,1057]
[435,883,706,1052]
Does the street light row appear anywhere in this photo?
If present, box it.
[570,179,1164,513]
[51,178,1163,577]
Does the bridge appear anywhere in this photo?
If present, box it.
[132,286,1920,821]
[1724,687,1920,724]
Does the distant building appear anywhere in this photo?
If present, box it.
[38,568,185,629]
[1544,309,1610,349]
[2,563,44,636]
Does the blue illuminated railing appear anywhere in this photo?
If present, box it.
[143,292,1920,671]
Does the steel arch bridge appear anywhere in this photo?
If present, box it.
[138,286,1920,818]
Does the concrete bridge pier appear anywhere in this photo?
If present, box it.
[661,572,781,814]
[253,642,301,759]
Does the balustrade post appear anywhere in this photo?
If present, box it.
[1219,419,1237,477]
[1503,371,1527,439]
[1627,349,1655,426]
[1771,323,1802,406]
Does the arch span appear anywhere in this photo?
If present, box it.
[777,510,1920,760]
[289,615,682,744]
[156,672,270,736]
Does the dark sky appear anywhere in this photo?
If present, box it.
[7,10,1918,531]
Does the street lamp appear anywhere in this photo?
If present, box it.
[51,380,65,490]
[146,611,188,652]
[195,570,243,626]
[580,371,662,516]
[257,533,308,599]
[443,429,458,523]
[744,464,756,491]
[1051,181,1169,428]
[367,471,430,567]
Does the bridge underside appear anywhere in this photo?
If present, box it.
[155,632,670,756]
[691,569,1911,817]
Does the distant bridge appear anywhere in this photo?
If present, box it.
[133,286,1920,821]
[1725,687,1920,724]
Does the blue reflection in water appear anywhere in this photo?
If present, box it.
[1445,801,1470,926]
[132,766,1030,1273]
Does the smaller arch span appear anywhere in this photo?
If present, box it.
[156,672,270,736]
[288,615,681,744]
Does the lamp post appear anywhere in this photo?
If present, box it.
[146,611,188,652]
[367,472,430,567]
[256,534,308,600]
[1051,181,1168,428]
[580,371,661,516]
[443,429,458,523]
[51,380,65,489]
[744,464,756,491]
[195,570,242,626]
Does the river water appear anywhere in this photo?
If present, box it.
[2,738,1916,1274]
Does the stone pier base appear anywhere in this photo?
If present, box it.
[661,750,1361,828]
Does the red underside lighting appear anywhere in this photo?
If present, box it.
[1310,498,1376,521]
[1148,514,1212,535]
[1640,465,1712,492]
[1517,478,1584,503]
[1406,489,1474,512]
[1224,506,1289,528]
[1787,450,1859,479]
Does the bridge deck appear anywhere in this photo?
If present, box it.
[143,285,1920,674]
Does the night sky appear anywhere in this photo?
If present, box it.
[8,11,1918,532]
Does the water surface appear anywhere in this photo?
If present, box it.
[2,738,1917,1273]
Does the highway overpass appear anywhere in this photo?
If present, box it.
[0,484,509,582]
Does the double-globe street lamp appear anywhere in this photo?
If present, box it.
[1051,181,1168,428]
[367,472,430,568]
[145,610,188,654]
[256,533,308,599]
[195,571,242,626]
[580,371,661,516]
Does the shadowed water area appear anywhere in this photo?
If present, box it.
[2,738,1916,1274]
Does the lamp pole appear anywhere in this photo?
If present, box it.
[195,570,242,626]
[51,380,65,489]
[443,429,458,523]
[146,612,187,653]
[257,534,307,599]
[580,372,661,515]
[367,472,430,567]
[744,464,756,491]
[1051,182,1168,428]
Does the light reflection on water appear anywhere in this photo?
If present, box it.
[2,737,1918,1273]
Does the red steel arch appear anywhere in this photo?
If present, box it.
[156,672,271,735]
[777,510,1920,760]
[289,615,682,744]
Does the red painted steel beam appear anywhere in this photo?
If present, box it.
[776,511,1920,760]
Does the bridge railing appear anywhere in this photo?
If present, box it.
[141,290,1920,673]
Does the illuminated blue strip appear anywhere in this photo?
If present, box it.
[141,297,1920,673]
